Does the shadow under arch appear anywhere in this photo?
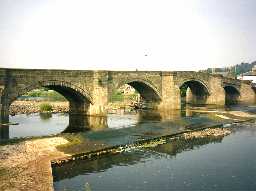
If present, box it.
[224,85,240,105]
[180,79,210,105]
[116,79,162,109]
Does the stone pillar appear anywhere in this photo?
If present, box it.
[87,71,109,116]
[239,83,255,105]
[206,77,225,106]
[0,86,3,115]
[158,72,181,110]
[0,86,10,124]
[186,87,193,104]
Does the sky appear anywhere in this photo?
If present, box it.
[0,0,255,71]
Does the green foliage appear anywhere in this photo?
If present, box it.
[205,61,256,77]
[39,103,53,112]
[180,85,188,97]
[111,90,124,102]
[46,90,66,101]
[26,90,42,97]
[24,89,66,101]
[125,93,139,101]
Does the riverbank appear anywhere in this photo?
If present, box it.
[9,101,134,115]
[10,101,69,115]
[0,137,69,191]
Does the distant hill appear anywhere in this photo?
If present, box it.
[203,61,256,76]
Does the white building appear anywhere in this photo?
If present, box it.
[237,66,256,83]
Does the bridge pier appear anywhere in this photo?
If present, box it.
[0,86,9,124]
[86,71,109,116]
[158,72,181,110]
[185,88,193,104]
[239,83,255,105]
[206,77,225,106]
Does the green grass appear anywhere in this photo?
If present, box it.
[111,90,124,102]
[25,89,66,101]
[39,103,53,112]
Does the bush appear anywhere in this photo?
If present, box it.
[39,103,53,112]
[111,90,124,102]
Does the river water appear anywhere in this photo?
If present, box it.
[1,106,256,190]
[0,105,214,140]
[53,124,256,191]
[0,113,141,140]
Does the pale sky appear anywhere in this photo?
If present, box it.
[0,0,255,71]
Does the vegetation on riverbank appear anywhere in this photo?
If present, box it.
[21,88,66,101]
[39,103,53,112]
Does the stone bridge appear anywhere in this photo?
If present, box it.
[0,68,255,124]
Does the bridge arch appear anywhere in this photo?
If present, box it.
[114,79,162,109]
[116,79,162,102]
[1,80,95,132]
[180,79,210,105]
[223,85,240,105]
[9,81,93,104]
[8,80,93,114]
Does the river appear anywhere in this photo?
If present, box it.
[1,105,256,190]
[0,113,140,140]
[53,123,256,191]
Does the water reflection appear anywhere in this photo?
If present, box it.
[64,115,108,133]
[0,105,221,140]
[0,125,9,140]
[54,126,256,191]
[53,135,224,181]
[39,112,52,120]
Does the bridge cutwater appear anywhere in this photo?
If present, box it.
[0,68,255,127]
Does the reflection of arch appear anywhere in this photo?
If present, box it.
[10,80,93,105]
[117,79,161,102]
[180,79,210,105]
[224,85,240,105]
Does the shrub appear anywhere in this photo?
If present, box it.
[39,103,53,112]
[111,90,124,102]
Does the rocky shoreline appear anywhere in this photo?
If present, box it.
[183,128,231,139]
[10,101,69,115]
[0,137,69,191]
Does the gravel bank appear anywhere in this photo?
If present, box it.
[0,137,70,191]
[10,101,69,115]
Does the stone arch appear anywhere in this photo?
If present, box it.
[116,78,162,102]
[223,85,240,105]
[10,80,93,105]
[0,80,95,131]
[6,80,94,118]
[180,79,210,105]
